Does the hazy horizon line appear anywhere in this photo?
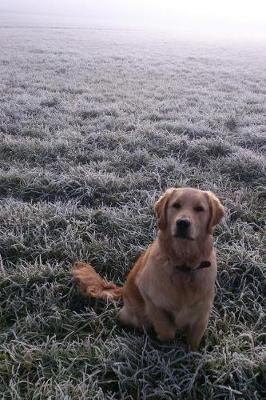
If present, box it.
[1,8,266,44]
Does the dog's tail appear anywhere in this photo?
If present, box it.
[72,261,123,301]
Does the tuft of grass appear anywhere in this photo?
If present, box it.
[186,138,234,165]
[217,149,265,184]
[225,116,238,131]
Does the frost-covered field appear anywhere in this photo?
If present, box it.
[0,24,265,399]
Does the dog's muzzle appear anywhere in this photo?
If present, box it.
[175,218,192,239]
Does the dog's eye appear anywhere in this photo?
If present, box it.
[194,206,204,212]
[172,202,181,209]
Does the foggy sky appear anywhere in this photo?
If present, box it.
[1,0,266,40]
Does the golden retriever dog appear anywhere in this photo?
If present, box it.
[73,187,225,350]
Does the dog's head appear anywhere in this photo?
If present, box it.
[155,187,224,240]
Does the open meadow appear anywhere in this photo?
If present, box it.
[0,24,265,399]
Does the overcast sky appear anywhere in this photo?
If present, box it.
[1,0,266,40]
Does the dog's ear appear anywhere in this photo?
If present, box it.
[154,188,175,230]
[205,191,225,233]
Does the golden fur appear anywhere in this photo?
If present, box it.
[73,187,225,350]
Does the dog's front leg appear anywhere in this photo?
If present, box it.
[145,300,176,342]
[186,316,209,351]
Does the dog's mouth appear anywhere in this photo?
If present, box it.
[174,232,195,241]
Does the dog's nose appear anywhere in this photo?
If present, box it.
[176,219,191,230]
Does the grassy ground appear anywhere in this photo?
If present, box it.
[0,25,265,399]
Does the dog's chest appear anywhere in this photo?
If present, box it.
[137,262,214,319]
